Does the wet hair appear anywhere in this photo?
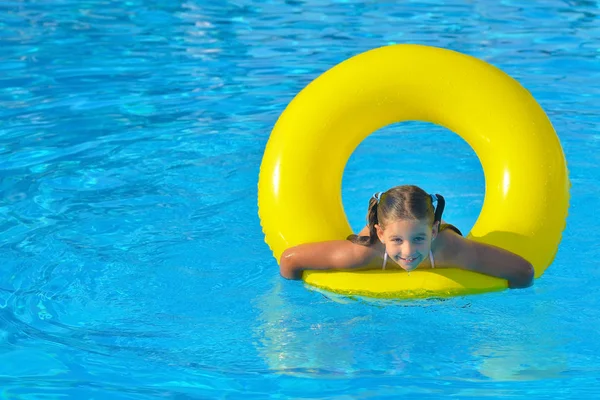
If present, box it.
[347,185,445,246]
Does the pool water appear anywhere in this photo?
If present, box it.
[1,0,599,398]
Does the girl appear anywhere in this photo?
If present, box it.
[279,185,534,289]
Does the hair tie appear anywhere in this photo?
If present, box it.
[372,191,383,204]
[430,194,438,211]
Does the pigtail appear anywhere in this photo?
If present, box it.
[431,193,445,223]
[347,195,381,246]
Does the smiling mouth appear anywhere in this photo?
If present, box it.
[397,255,420,264]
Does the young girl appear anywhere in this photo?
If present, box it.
[279,185,534,289]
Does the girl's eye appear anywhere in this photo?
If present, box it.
[414,237,425,242]
[392,238,402,243]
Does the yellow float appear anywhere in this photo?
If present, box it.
[257,44,570,299]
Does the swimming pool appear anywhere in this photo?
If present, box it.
[1,0,599,397]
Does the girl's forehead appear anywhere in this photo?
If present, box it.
[383,219,431,233]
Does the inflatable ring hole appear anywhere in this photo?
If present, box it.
[342,121,485,235]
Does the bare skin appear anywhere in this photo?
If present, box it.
[280,221,534,289]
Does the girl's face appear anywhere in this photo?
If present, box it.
[376,219,438,271]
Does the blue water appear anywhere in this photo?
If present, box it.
[1,0,599,398]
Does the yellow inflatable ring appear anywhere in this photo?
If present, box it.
[258,44,570,299]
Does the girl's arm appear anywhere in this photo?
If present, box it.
[443,232,535,288]
[279,239,380,280]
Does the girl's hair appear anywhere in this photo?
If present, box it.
[347,185,445,246]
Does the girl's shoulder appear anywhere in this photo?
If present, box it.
[433,222,469,267]
[439,222,463,237]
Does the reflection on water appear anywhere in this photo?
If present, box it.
[254,280,570,383]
